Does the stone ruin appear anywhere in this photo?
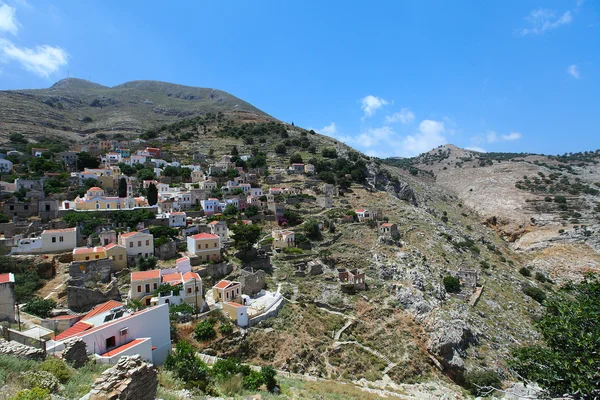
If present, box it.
[0,338,45,360]
[294,259,325,277]
[455,265,478,292]
[88,355,157,400]
[67,259,121,312]
[60,338,88,368]
[239,269,266,296]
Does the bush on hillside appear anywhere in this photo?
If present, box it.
[464,370,502,396]
[443,276,461,293]
[194,320,216,341]
[523,286,546,303]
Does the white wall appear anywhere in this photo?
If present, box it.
[95,337,153,364]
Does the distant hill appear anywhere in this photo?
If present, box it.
[0,78,270,145]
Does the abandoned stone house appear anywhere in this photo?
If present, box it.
[379,222,398,237]
[337,268,366,291]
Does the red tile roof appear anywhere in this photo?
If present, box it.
[131,269,161,281]
[214,280,231,289]
[48,314,80,320]
[43,227,76,233]
[104,243,121,250]
[190,233,218,240]
[176,256,189,263]
[0,273,14,284]
[120,231,145,238]
[182,271,200,281]
[101,339,146,357]
[161,273,182,284]
[54,321,93,341]
[226,301,245,308]
[88,187,102,191]
[84,300,124,320]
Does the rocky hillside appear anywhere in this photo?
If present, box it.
[0,78,270,145]
[384,144,600,283]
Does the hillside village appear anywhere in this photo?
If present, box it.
[0,93,597,399]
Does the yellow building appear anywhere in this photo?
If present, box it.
[72,243,127,270]
[73,246,106,262]
[186,233,221,262]
[212,280,242,303]
[65,187,150,211]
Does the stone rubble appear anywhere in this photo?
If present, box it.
[88,355,157,400]
[0,338,45,360]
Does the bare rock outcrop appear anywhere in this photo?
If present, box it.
[426,317,478,378]
[88,355,157,400]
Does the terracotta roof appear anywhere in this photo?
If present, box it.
[88,187,102,191]
[190,233,218,240]
[84,300,124,320]
[101,339,146,357]
[356,209,367,213]
[131,269,161,281]
[182,271,200,281]
[214,280,238,289]
[161,272,182,284]
[104,243,121,250]
[0,273,14,284]
[54,320,93,341]
[208,221,220,225]
[381,223,394,227]
[226,301,245,308]
[176,256,189,263]
[73,247,104,255]
[120,230,148,238]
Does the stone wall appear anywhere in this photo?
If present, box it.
[239,269,266,296]
[61,338,88,368]
[67,278,121,312]
[0,339,45,360]
[154,240,177,260]
[196,262,233,279]
[89,355,157,400]
[69,259,113,283]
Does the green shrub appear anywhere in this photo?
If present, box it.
[443,276,461,293]
[261,365,277,392]
[164,341,210,387]
[464,370,502,396]
[534,272,547,283]
[23,297,56,318]
[22,371,59,393]
[11,388,50,400]
[243,370,264,390]
[283,247,303,254]
[554,195,567,204]
[194,320,216,341]
[519,267,531,277]
[219,322,233,335]
[39,357,72,383]
[523,286,546,304]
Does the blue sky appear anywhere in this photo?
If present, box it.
[0,1,598,157]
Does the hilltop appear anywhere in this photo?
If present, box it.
[0,78,270,145]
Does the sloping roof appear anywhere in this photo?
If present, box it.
[88,187,102,191]
[104,243,123,250]
[54,320,93,341]
[43,227,76,234]
[131,269,161,281]
[190,233,218,240]
[101,339,146,357]
[176,256,190,263]
[120,230,149,238]
[83,300,124,320]
[0,273,14,284]
[182,271,200,281]
[161,273,182,284]
[214,280,239,289]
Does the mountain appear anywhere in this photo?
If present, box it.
[0,78,270,145]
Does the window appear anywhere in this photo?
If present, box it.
[138,241,141,247]
[205,243,208,249]
[197,244,201,250]
[129,242,133,248]
[226,291,229,299]
[137,285,141,293]
[9,206,13,211]
[145,298,151,306]
[95,255,99,259]
[24,205,28,210]
[105,336,116,349]
[145,284,150,293]
[187,287,192,294]
[214,243,217,248]
[85,256,89,260]
[196,286,199,292]
[236,288,239,294]
[206,255,209,261]
[45,204,50,211]
[153,283,157,290]
[146,240,149,246]
[119,255,123,260]
[59,236,64,242]
[119,327,128,336]
[52,237,56,243]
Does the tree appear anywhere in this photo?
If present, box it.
[76,152,100,169]
[261,365,277,392]
[162,165,179,177]
[321,148,338,158]
[303,219,322,240]
[244,205,259,217]
[510,275,600,398]
[23,297,56,318]
[443,276,461,293]
[223,204,238,216]
[164,340,210,384]
[137,168,155,181]
[231,145,239,156]
[136,255,158,271]
[118,177,128,198]
[147,183,158,206]
[274,144,287,154]
[290,153,303,164]
[194,320,216,341]
[230,223,261,253]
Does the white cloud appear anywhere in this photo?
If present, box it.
[0,38,68,77]
[398,119,448,157]
[385,108,415,124]
[487,131,498,143]
[361,95,388,118]
[319,122,337,136]
[357,126,394,148]
[502,132,522,141]
[566,64,580,79]
[520,8,572,35]
[466,146,487,153]
[0,2,19,35]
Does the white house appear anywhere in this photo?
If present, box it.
[12,227,78,255]
[118,231,154,262]
[46,300,171,365]
[208,220,228,242]
[0,159,13,173]
[356,209,372,222]
[249,187,263,197]
[169,212,187,227]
